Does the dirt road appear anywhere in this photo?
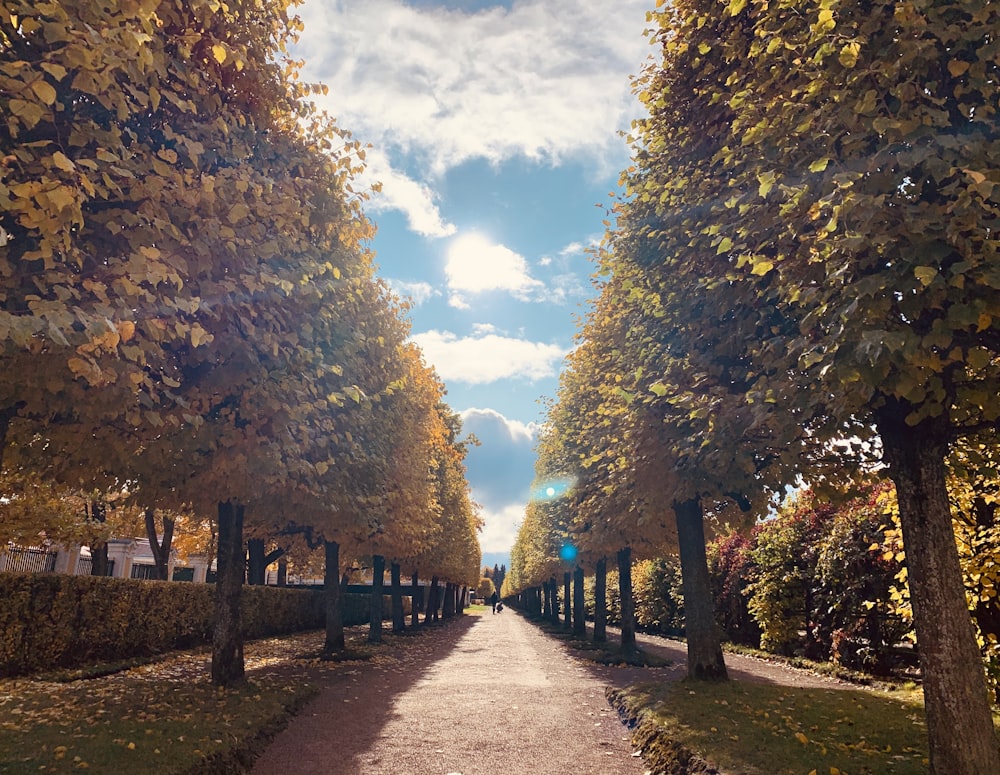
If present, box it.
[251,610,650,775]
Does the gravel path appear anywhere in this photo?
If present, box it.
[251,610,649,775]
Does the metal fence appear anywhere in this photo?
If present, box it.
[75,556,115,577]
[0,546,57,573]
[130,563,161,580]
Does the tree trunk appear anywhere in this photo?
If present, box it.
[594,557,608,643]
[563,572,572,630]
[411,571,421,628]
[425,576,439,624]
[144,508,174,581]
[443,582,456,618]
[674,498,728,680]
[618,547,636,653]
[391,562,406,633]
[550,577,560,625]
[573,565,586,637]
[542,580,551,619]
[323,540,345,654]
[211,501,245,687]
[89,502,109,577]
[876,402,1000,774]
[247,538,266,585]
[277,557,288,587]
[369,554,385,644]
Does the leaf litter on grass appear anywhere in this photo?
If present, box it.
[612,678,932,775]
[0,625,420,774]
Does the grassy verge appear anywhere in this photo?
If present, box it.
[609,679,931,775]
[0,625,417,774]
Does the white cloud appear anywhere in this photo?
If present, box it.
[387,278,439,306]
[361,149,456,238]
[477,503,525,554]
[445,233,543,306]
[411,329,568,384]
[459,407,538,552]
[294,0,651,229]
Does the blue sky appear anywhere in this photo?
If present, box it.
[293,0,654,560]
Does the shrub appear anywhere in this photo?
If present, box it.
[0,573,375,676]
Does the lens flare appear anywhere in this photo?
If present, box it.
[559,543,578,562]
[530,476,576,502]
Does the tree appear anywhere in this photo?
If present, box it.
[622,0,1000,769]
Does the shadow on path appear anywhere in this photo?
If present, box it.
[251,617,477,775]
[252,611,649,775]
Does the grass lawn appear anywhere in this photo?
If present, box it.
[611,679,931,775]
[0,627,406,774]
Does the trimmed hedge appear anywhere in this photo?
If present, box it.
[0,573,381,677]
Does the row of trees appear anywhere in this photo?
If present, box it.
[507,0,1000,772]
[0,0,481,684]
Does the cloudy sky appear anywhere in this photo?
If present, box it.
[293,0,654,563]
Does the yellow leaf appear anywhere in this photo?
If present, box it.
[228,203,249,223]
[795,731,809,744]
[212,44,227,64]
[119,320,136,342]
[40,62,68,81]
[948,60,970,77]
[52,151,75,171]
[47,185,76,211]
[31,79,57,105]
[190,324,212,347]
[757,171,776,197]
[914,266,938,286]
[751,258,774,276]
[838,42,860,68]
[809,158,829,173]
[140,246,161,259]
[9,98,45,127]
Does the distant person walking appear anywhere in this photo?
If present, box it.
[489,591,499,614]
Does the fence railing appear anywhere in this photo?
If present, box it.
[130,563,162,580]
[75,556,115,577]
[0,546,57,574]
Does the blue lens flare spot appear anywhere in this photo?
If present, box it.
[559,544,578,563]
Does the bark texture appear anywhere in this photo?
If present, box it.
[618,547,636,653]
[144,508,174,581]
[369,554,385,643]
[674,498,728,680]
[324,540,345,654]
[563,572,572,630]
[876,403,1000,774]
[211,500,245,686]
[391,562,406,633]
[573,566,586,637]
[594,557,608,643]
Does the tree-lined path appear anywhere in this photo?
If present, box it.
[251,610,648,775]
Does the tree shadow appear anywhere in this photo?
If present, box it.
[248,615,480,775]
